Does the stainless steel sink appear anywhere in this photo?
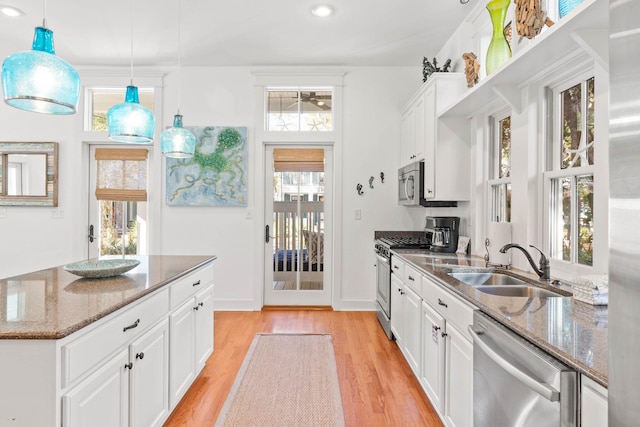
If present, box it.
[448,271,526,286]
[474,285,562,298]
[447,271,564,298]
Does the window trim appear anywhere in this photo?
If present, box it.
[487,108,512,223]
[541,66,602,277]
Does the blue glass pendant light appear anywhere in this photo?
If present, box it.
[161,114,196,158]
[106,0,155,143]
[107,85,155,143]
[2,24,80,114]
[161,0,195,157]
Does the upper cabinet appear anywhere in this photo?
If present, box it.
[400,73,470,202]
[440,0,608,119]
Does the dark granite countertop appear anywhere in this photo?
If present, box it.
[0,255,216,340]
[392,250,608,388]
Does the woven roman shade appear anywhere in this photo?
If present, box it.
[95,148,148,201]
[273,148,324,172]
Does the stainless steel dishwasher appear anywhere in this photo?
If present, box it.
[468,311,578,427]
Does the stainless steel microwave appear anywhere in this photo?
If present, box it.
[398,161,424,206]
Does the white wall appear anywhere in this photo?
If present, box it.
[0,102,86,278]
[1,65,438,311]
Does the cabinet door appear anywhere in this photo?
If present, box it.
[414,94,425,161]
[390,275,404,346]
[195,286,214,370]
[400,108,416,165]
[130,319,169,427]
[63,349,129,427]
[422,85,436,199]
[421,301,445,413]
[403,285,422,376]
[581,375,608,427]
[445,324,473,427]
[169,298,196,409]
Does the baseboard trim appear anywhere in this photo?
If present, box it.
[262,305,333,311]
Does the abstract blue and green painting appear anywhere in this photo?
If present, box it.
[166,126,248,206]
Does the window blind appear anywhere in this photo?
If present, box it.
[273,148,324,172]
[95,148,148,201]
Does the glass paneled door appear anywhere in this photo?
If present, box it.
[264,146,332,306]
[88,145,149,259]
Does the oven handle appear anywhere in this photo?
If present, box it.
[467,326,560,402]
[375,252,390,266]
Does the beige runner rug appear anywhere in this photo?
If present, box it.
[215,333,345,427]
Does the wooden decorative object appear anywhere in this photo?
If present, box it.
[515,0,554,39]
[462,52,480,88]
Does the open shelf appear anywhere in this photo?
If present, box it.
[439,0,608,118]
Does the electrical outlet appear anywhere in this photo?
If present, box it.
[354,209,362,220]
[50,208,64,219]
[0,208,6,219]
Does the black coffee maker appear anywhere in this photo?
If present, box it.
[425,216,460,253]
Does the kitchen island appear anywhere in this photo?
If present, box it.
[0,255,216,427]
[394,251,607,387]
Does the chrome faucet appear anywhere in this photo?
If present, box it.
[499,243,550,281]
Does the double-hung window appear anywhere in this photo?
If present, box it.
[488,111,512,222]
[545,75,595,267]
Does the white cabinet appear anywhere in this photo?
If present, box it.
[444,323,473,427]
[400,73,469,201]
[64,319,170,427]
[195,287,215,368]
[581,375,608,427]
[129,319,170,427]
[170,298,197,407]
[403,284,422,377]
[170,284,214,408]
[400,107,418,165]
[421,301,445,413]
[421,274,476,427]
[390,274,405,346]
[63,349,129,427]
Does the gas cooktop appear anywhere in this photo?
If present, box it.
[376,236,431,249]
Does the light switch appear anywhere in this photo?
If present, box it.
[0,208,6,219]
[354,209,362,220]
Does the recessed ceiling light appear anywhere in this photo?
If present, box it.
[311,5,334,17]
[0,5,25,18]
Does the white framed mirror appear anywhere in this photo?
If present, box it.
[0,142,58,206]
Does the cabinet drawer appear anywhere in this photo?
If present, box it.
[62,289,169,388]
[391,256,405,278]
[405,265,421,294]
[170,263,214,309]
[422,275,476,339]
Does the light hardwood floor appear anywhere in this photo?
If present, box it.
[163,310,443,427]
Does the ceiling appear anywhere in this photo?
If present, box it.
[0,0,477,68]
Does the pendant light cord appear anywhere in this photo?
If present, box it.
[177,0,182,115]
[42,0,47,27]
[130,0,134,86]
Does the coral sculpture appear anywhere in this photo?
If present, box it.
[462,52,481,88]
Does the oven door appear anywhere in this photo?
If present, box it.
[374,251,392,339]
[375,252,390,314]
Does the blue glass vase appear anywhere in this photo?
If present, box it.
[2,27,80,114]
[107,86,155,143]
[558,0,584,17]
[161,114,196,158]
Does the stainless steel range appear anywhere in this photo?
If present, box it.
[374,236,430,339]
